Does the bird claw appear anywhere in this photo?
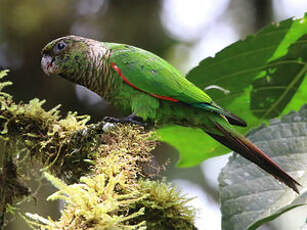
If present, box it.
[103,116,121,123]
[103,115,148,127]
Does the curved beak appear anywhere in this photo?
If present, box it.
[41,55,56,76]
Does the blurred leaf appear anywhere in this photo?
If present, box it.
[218,105,307,230]
[157,125,228,167]
[251,35,307,119]
[158,14,307,167]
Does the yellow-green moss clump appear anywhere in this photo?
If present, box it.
[0,69,92,182]
[25,172,147,230]
[137,180,196,230]
[24,125,195,230]
[0,70,196,230]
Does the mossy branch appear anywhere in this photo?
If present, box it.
[0,70,197,230]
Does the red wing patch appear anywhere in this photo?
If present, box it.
[111,62,179,102]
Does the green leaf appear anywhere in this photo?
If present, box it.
[218,105,307,230]
[186,14,307,128]
[247,199,306,230]
[251,35,307,119]
[157,125,228,167]
[157,15,307,167]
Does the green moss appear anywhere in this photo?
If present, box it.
[24,125,196,229]
[25,172,147,230]
[0,69,92,222]
[134,180,196,230]
[94,124,157,182]
[0,70,93,182]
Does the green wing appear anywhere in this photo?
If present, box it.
[107,43,246,126]
[107,43,212,104]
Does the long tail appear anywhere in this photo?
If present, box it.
[206,121,301,193]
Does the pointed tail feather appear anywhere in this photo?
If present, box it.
[206,122,301,193]
[223,110,247,127]
[194,102,247,127]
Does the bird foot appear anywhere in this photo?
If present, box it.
[103,114,148,127]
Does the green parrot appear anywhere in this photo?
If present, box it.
[41,35,300,193]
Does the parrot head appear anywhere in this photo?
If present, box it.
[41,35,104,79]
[42,35,84,77]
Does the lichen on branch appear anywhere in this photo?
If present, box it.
[0,70,196,230]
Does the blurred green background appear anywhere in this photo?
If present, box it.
[0,0,306,229]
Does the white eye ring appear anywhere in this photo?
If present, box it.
[54,41,67,54]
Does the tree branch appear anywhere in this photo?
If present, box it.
[0,70,197,230]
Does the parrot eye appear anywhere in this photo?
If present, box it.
[54,41,67,54]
